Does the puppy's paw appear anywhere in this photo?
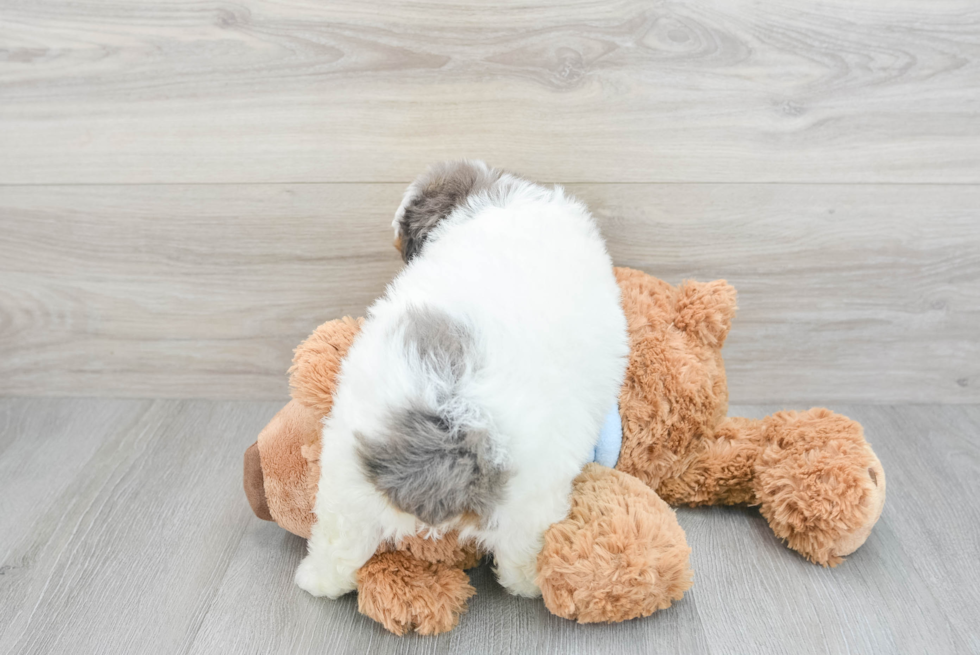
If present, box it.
[495,561,542,598]
[295,555,356,599]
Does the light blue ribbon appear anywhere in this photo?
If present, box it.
[592,403,622,468]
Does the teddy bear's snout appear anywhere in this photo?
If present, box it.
[244,442,273,521]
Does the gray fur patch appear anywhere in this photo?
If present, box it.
[356,408,506,525]
[358,307,503,524]
[402,306,472,384]
[397,160,506,262]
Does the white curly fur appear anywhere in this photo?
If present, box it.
[296,163,628,599]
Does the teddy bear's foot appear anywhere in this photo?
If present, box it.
[537,464,693,623]
[357,551,476,636]
[753,408,886,566]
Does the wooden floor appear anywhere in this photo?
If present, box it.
[0,398,977,655]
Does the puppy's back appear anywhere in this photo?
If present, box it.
[360,161,627,528]
[355,306,506,526]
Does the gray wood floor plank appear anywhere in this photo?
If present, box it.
[691,405,978,655]
[848,405,980,653]
[0,399,281,655]
[0,398,155,650]
[2,400,979,654]
[189,518,710,655]
[1,1,978,184]
[1,183,977,404]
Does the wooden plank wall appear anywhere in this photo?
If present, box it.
[1,0,978,403]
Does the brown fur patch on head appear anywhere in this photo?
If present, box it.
[613,268,736,488]
[537,464,693,623]
[754,408,886,566]
[396,160,506,262]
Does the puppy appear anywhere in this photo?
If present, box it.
[296,160,628,598]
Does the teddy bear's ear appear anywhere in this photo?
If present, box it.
[674,280,737,347]
[288,316,364,416]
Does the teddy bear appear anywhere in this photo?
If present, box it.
[244,313,692,634]
[243,267,886,634]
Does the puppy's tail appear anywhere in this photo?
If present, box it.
[356,408,505,525]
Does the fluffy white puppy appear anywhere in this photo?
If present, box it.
[295,161,628,599]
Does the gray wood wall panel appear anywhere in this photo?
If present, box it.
[1,399,977,654]
[0,1,978,184]
[1,0,978,402]
[1,184,977,403]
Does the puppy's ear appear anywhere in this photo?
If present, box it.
[394,160,503,262]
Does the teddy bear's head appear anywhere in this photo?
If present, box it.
[614,268,738,487]
[243,316,363,538]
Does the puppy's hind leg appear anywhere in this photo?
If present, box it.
[295,462,384,599]
[488,479,576,598]
[295,515,381,599]
[493,533,546,597]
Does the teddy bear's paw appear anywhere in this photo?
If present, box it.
[754,409,886,566]
[537,464,693,623]
[823,451,886,560]
[295,554,356,599]
[357,551,475,636]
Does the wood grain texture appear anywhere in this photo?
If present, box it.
[0,398,281,654]
[1,183,977,403]
[1,399,978,654]
[1,0,978,184]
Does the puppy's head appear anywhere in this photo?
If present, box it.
[392,160,506,263]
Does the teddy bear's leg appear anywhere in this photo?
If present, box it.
[656,410,885,566]
[357,549,476,636]
[356,532,480,635]
[751,408,886,566]
[537,464,693,623]
[654,416,767,507]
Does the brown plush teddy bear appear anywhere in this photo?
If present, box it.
[244,313,692,634]
[244,267,885,634]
